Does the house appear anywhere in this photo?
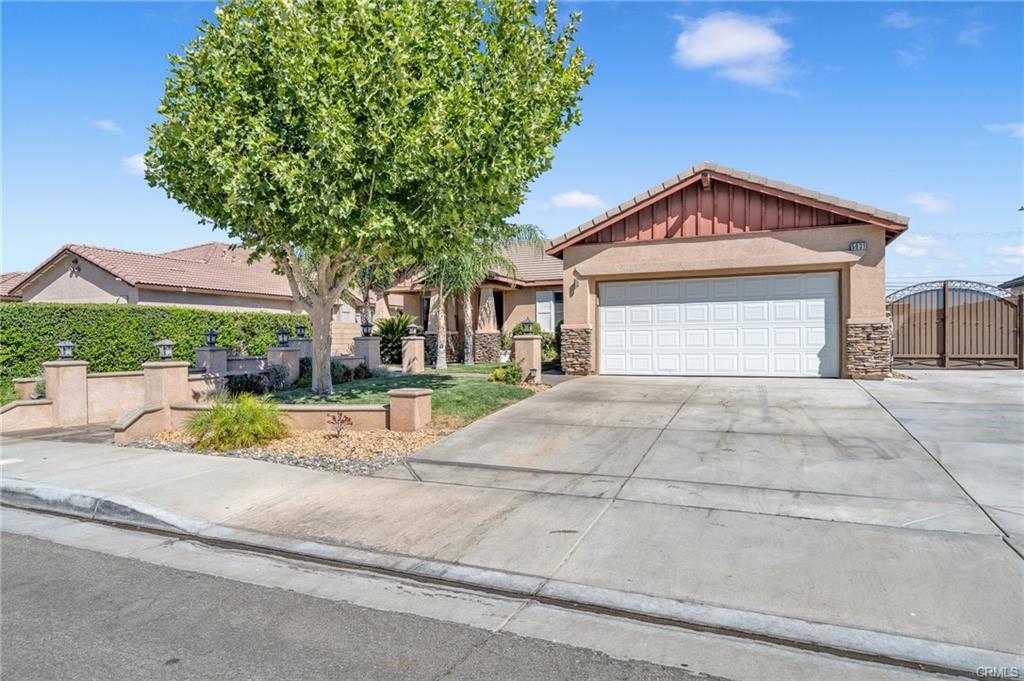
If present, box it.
[544,162,909,379]
[1000,275,1024,296]
[4,242,373,352]
[385,239,565,363]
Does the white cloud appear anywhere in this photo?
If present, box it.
[985,123,1024,139]
[673,12,792,91]
[986,244,1024,273]
[121,153,146,176]
[957,22,991,46]
[881,11,928,30]
[906,191,954,213]
[551,190,605,210]
[891,234,939,258]
[987,245,1024,258]
[90,119,122,134]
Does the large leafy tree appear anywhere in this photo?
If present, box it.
[146,0,592,393]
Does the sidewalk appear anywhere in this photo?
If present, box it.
[1,435,1021,676]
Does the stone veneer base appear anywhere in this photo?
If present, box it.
[473,332,501,364]
[560,325,593,375]
[845,320,893,379]
[424,332,463,367]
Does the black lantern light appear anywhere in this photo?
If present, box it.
[407,323,421,336]
[56,340,75,360]
[204,329,219,347]
[361,320,374,337]
[520,316,533,333]
[295,324,306,338]
[154,339,176,360]
[275,328,291,346]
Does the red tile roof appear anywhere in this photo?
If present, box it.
[0,271,28,300]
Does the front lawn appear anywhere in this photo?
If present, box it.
[425,362,504,375]
[274,374,533,427]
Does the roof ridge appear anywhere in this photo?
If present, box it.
[70,243,220,265]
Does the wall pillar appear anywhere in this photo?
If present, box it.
[513,335,542,384]
[402,336,425,374]
[43,360,89,427]
[13,378,37,400]
[267,346,301,385]
[560,324,594,375]
[353,336,381,370]
[293,337,313,361]
[388,388,432,432]
[142,361,191,408]
[845,318,893,379]
[194,346,228,375]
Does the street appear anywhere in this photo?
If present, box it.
[1,531,703,681]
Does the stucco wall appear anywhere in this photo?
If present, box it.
[561,224,887,327]
[501,286,560,331]
[19,253,136,304]
[86,371,146,423]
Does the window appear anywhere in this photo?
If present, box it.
[535,290,564,332]
[339,302,354,323]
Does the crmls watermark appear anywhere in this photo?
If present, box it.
[977,666,1021,679]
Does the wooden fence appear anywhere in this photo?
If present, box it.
[887,280,1022,369]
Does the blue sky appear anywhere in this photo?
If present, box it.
[3,1,1022,290]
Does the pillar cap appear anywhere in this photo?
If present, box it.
[42,360,89,367]
[513,334,542,340]
[268,346,300,352]
[388,388,433,398]
[195,346,228,352]
[402,335,426,342]
[141,361,191,369]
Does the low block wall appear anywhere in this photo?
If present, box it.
[13,378,37,401]
[188,374,224,403]
[111,406,168,445]
[227,356,267,373]
[86,371,146,423]
[0,400,54,433]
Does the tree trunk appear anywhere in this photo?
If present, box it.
[436,286,449,370]
[310,303,334,394]
[463,293,475,365]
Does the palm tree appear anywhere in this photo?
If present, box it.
[421,225,541,369]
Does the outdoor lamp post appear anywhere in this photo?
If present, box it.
[275,328,291,346]
[204,329,219,347]
[56,340,75,360]
[361,320,374,337]
[407,323,421,336]
[295,324,306,338]
[520,316,533,332]
[154,339,176,360]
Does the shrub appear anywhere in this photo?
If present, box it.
[371,366,392,378]
[330,358,353,384]
[295,357,313,388]
[541,332,558,361]
[0,302,308,384]
[488,361,524,385]
[500,331,512,351]
[375,314,415,364]
[186,394,288,451]
[266,364,291,391]
[33,378,46,399]
[225,372,270,396]
[352,362,372,380]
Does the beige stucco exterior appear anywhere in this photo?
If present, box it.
[400,284,562,336]
[560,223,888,378]
[18,253,137,304]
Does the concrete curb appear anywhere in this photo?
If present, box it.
[2,477,1018,677]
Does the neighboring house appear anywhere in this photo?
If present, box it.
[5,242,373,353]
[385,239,564,363]
[545,161,909,379]
[1000,275,1024,296]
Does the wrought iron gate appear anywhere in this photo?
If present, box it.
[886,280,1023,369]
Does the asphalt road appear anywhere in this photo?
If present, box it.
[1,532,711,681]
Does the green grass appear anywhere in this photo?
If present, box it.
[425,362,504,375]
[275,374,533,427]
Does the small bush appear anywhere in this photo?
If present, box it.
[500,332,512,351]
[186,394,288,451]
[510,320,542,337]
[488,362,524,385]
[352,362,372,380]
[266,364,291,391]
[371,366,392,378]
[330,358,353,384]
[375,314,415,364]
[295,357,312,389]
[33,378,46,399]
[225,372,270,396]
[541,332,558,361]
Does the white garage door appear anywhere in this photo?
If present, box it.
[599,273,838,377]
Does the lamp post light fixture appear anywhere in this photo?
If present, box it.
[295,324,306,339]
[275,328,291,347]
[361,319,374,337]
[520,316,534,333]
[204,329,219,347]
[154,339,176,360]
[407,323,421,336]
[56,340,75,360]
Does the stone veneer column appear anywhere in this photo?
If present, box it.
[423,332,438,367]
[43,360,89,427]
[845,318,893,379]
[474,286,501,363]
[559,324,594,375]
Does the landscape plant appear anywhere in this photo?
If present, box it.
[488,362,525,385]
[225,373,270,396]
[265,364,291,392]
[186,394,288,451]
[146,0,591,393]
[375,314,415,364]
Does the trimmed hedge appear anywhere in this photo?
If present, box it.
[0,302,307,383]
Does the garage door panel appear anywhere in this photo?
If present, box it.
[599,273,838,378]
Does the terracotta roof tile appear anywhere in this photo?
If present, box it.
[0,271,27,299]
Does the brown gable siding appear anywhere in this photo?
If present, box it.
[579,177,857,246]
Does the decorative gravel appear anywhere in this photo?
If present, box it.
[130,427,453,475]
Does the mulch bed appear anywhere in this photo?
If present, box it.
[130,427,453,475]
